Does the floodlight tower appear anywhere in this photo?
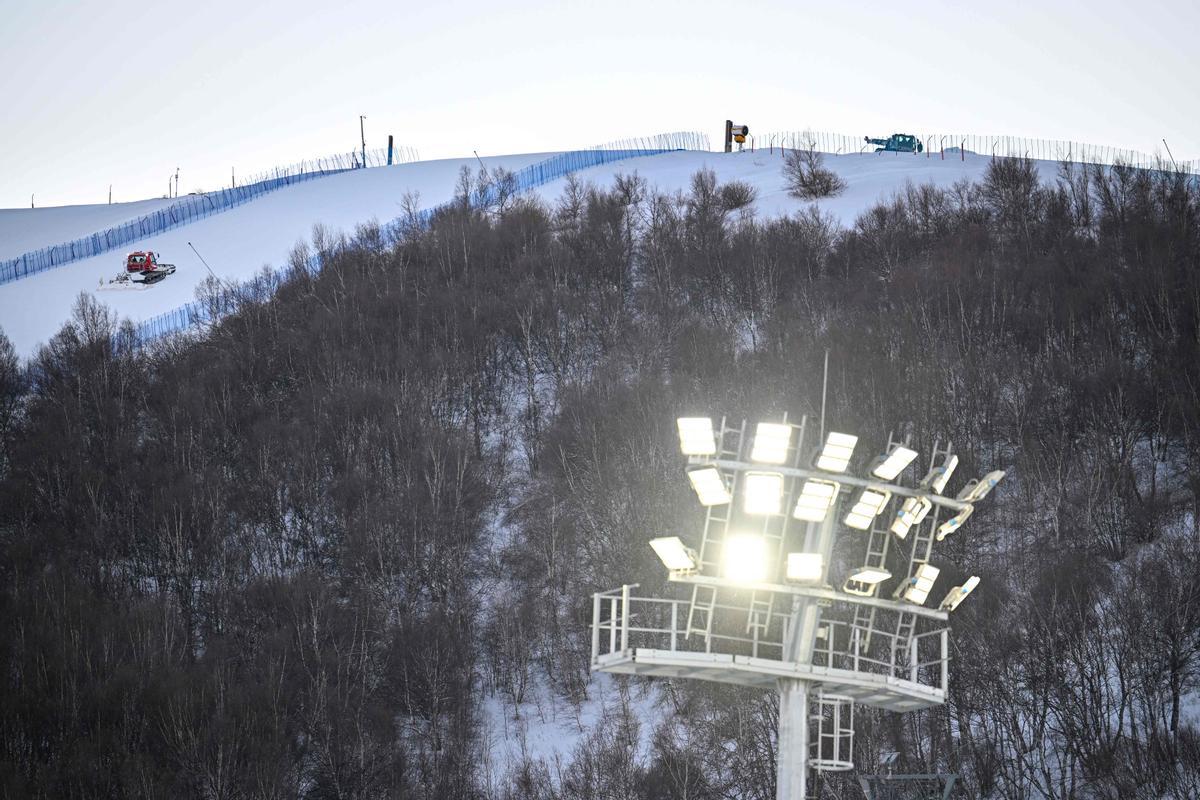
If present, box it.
[590,415,1003,800]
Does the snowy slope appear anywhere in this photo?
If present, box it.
[0,153,550,357]
[528,149,1061,227]
[0,196,179,260]
[0,149,1061,360]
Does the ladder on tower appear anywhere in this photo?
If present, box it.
[891,439,953,675]
[848,432,907,652]
[687,418,744,642]
[746,417,806,638]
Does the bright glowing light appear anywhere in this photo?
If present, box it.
[872,445,919,481]
[815,431,858,473]
[649,536,697,572]
[898,564,940,605]
[724,534,769,583]
[848,566,892,584]
[939,575,981,611]
[687,466,731,506]
[743,472,784,515]
[891,496,932,539]
[922,454,959,495]
[957,470,1006,502]
[844,489,890,529]
[677,417,716,456]
[786,552,824,583]
[936,505,974,540]
[792,479,840,522]
[750,422,792,464]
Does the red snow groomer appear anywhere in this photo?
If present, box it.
[120,251,176,284]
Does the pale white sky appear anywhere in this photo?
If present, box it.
[1,0,1196,209]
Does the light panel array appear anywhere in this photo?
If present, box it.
[815,432,858,473]
[687,466,731,506]
[666,416,1003,611]
[750,423,792,464]
[848,566,891,584]
[844,489,890,530]
[677,417,716,456]
[898,564,941,605]
[650,536,698,571]
[743,472,784,515]
[939,575,981,611]
[922,454,958,494]
[872,445,919,481]
[891,496,932,539]
[792,479,839,522]
[724,534,769,583]
[786,552,824,583]
[958,470,1007,503]
[936,505,973,541]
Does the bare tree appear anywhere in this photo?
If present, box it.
[782,138,846,200]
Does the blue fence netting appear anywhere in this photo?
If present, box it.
[760,130,1200,175]
[1,145,420,286]
[131,131,710,346]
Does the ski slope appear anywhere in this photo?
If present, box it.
[0,196,180,261]
[0,149,1058,360]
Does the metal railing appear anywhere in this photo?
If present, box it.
[591,584,949,693]
[761,130,1198,174]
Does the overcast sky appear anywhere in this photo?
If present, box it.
[1,0,1197,209]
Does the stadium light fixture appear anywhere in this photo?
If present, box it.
[724,533,769,583]
[650,536,698,572]
[751,422,792,464]
[786,552,825,583]
[891,496,932,539]
[957,470,1007,503]
[897,563,940,605]
[792,479,840,522]
[815,431,858,473]
[848,566,892,584]
[939,575,981,611]
[687,466,731,506]
[744,472,784,515]
[844,489,890,530]
[936,505,974,541]
[921,453,959,495]
[677,417,716,456]
[871,444,919,481]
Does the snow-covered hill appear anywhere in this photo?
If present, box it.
[0,196,180,261]
[0,149,1059,359]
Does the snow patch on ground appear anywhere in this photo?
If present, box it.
[479,674,659,791]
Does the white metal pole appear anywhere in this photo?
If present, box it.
[777,678,809,800]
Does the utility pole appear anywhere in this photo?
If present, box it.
[1163,138,1179,172]
[359,115,367,168]
[175,167,180,198]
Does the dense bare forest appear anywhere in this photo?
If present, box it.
[2,157,1199,799]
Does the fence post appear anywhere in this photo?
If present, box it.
[941,628,949,691]
[621,583,631,652]
[591,593,601,659]
[609,597,618,653]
